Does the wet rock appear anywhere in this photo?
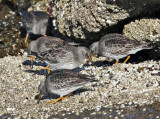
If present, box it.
[123,19,160,59]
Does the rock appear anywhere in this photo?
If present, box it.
[27,0,49,13]
[0,54,160,118]
[1,0,43,12]
[123,19,160,59]
[0,11,26,58]
[47,0,160,41]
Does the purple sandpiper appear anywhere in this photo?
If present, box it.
[89,33,152,64]
[37,69,97,104]
[31,45,90,73]
[27,36,67,68]
[20,11,51,46]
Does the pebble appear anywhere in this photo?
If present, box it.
[0,54,159,118]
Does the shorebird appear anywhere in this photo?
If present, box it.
[37,69,97,104]
[89,33,152,65]
[31,46,90,74]
[27,36,67,68]
[20,11,51,46]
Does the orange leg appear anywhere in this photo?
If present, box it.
[61,92,73,100]
[46,92,73,104]
[104,59,119,68]
[38,65,50,74]
[46,96,63,104]
[30,56,34,69]
[37,94,43,104]
[123,56,130,64]
[114,60,119,64]
[25,33,29,47]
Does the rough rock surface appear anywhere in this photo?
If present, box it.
[123,19,160,59]
[49,0,160,41]
[0,53,159,118]
[26,0,160,42]
[1,0,42,11]
[0,11,26,58]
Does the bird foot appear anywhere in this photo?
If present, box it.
[37,94,43,104]
[104,60,119,68]
[46,97,63,104]
[38,65,50,74]
[46,92,73,104]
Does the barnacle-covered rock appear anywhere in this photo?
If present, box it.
[47,0,160,42]
[123,19,160,59]
[27,0,49,13]
[1,0,42,12]
[0,11,26,58]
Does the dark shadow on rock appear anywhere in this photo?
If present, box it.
[128,48,159,63]
[90,49,156,68]
[85,8,160,44]
[0,41,5,48]
[22,60,47,67]
[19,27,27,38]
[34,88,94,101]
[90,61,111,67]
[24,69,48,76]
[35,94,59,101]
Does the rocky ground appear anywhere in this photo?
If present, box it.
[0,52,159,118]
[0,0,160,118]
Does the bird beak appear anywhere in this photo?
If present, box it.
[88,54,93,62]
[37,94,43,104]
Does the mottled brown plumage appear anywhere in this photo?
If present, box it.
[38,69,97,103]
[90,33,152,63]
[31,46,90,70]
[27,36,66,55]
[21,11,51,36]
